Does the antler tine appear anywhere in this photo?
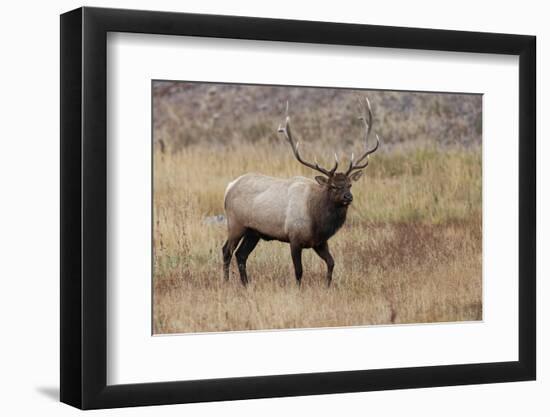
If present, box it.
[346,97,380,175]
[328,152,339,175]
[347,152,355,174]
[348,134,380,172]
[278,101,334,177]
[357,97,373,152]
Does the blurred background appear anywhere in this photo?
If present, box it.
[153,81,482,153]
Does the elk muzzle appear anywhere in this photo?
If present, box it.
[342,192,353,205]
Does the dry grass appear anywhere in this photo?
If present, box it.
[153,140,482,334]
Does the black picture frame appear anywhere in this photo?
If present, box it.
[60,6,536,410]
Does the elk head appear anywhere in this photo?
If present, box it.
[278,97,380,207]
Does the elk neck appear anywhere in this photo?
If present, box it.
[308,186,349,244]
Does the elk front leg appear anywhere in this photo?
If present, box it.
[313,241,335,286]
[290,243,303,285]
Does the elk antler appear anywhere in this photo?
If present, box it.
[345,97,380,175]
[278,101,339,177]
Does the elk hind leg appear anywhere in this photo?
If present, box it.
[235,230,260,286]
[222,227,245,280]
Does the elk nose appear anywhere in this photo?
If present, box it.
[344,192,353,202]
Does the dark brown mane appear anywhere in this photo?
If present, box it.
[307,186,348,248]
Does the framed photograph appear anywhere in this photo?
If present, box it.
[60,6,536,409]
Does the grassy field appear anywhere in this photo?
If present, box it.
[153,132,482,333]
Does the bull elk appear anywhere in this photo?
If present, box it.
[223,97,380,286]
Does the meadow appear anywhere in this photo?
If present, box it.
[152,83,482,334]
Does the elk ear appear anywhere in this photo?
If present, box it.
[315,176,329,186]
[349,171,363,182]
